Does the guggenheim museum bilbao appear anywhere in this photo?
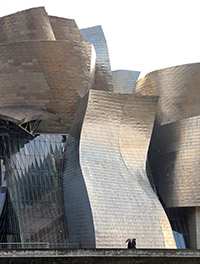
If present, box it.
[0,6,199,250]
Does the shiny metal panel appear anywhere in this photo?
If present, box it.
[81,26,113,91]
[0,7,55,42]
[63,134,95,248]
[0,7,179,249]
[0,41,93,133]
[149,115,200,207]
[49,16,83,42]
[79,90,176,248]
[112,70,140,93]
[135,63,200,209]
[135,63,200,125]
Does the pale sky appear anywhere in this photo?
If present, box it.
[0,0,200,76]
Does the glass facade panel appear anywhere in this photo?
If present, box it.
[0,133,68,244]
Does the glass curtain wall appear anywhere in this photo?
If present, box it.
[1,133,67,245]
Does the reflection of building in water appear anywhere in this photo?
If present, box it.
[0,6,199,249]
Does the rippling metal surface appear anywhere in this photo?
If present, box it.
[79,90,175,248]
[141,63,200,210]
[0,7,182,249]
[0,8,94,134]
[81,26,113,91]
[112,70,140,93]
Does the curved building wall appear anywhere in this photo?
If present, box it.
[149,115,200,208]
[112,70,140,94]
[143,63,200,248]
[0,40,93,133]
[0,7,55,42]
[79,90,176,248]
[81,26,113,91]
[63,135,95,248]
[134,63,200,209]
[49,16,83,42]
[135,63,200,125]
[0,6,184,249]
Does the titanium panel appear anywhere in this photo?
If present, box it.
[0,6,181,249]
[81,26,113,91]
[112,70,140,93]
[63,134,95,248]
[135,63,200,125]
[0,40,93,133]
[0,7,55,42]
[149,115,200,207]
[49,16,83,42]
[135,63,200,210]
[81,26,111,71]
[79,90,176,248]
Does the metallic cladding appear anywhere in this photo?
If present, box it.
[141,63,200,211]
[149,115,200,207]
[0,41,93,133]
[49,16,83,42]
[112,70,140,93]
[63,134,95,248]
[0,7,55,42]
[0,6,189,249]
[79,90,176,248]
[0,7,95,133]
[80,26,111,71]
[80,26,113,91]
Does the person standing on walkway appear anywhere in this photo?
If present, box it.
[132,238,136,249]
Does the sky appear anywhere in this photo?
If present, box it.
[0,0,200,76]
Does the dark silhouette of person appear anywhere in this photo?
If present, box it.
[127,240,132,248]
[132,238,136,249]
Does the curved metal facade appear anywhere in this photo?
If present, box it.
[137,63,200,209]
[0,7,95,134]
[81,26,113,92]
[112,70,140,93]
[79,90,175,248]
[1,6,194,249]
[135,63,200,248]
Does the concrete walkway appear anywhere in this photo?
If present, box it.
[0,248,199,264]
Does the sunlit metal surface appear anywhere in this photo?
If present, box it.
[0,6,181,249]
[81,26,113,91]
[49,16,83,42]
[135,63,200,248]
[0,7,55,42]
[149,115,200,208]
[0,7,95,134]
[135,63,200,125]
[137,63,200,208]
[79,90,176,248]
[112,70,140,93]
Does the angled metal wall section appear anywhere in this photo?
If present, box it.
[80,26,111,71]
[0,41,93,133]
[49,16,83,42]
[0,7,96,134]
[0,6,190,249]
[80,26,113,91]
[136,63,200,248]
[78,90,176,248]
[140,63,200,209]
[0,7,55,42]
[149,115,200,208]
[63,134,95,248]
[112,70,140,93]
